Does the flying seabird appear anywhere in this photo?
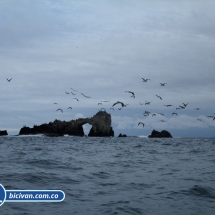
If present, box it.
[163,105,172,107]
[65,92,70,94]
[142,78,150,82]
[81,93,91,98]
[176,108,181,110]
[56,108,63,113]
[145,101,151,105]
[125,91,135,98]
[73,98,79,102]
[158,113,164,116]
[68,107,72,109]
[195,108,200,110]
[172,112,178,115]
[112,101,126,107]
[183,103,189,107]
[139,102,144,105]
[6,78,12,82]
[179,105,185,109]
[70,87,78,92]
[144,111,150,114]
[54,102,58,104]
[156,95,162,100]
[152,114,156,117]
[71,92,76,95]
[98,103,102,105]
[159,120,165,122]
[160,83,167,86]
[100,108,106,111]
[138,122,145,127]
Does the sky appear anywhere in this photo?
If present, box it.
[0,0,215,137]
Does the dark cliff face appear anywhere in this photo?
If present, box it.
[19,111,114,137]
[148,129,173,138]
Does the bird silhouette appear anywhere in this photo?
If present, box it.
[56,109,63,113]
[156,95,162,100]
[125,91,135,98]
[142,78,150,82]
[112,101,126,107]
[160,83,167,86]
[68,107,72,109]
[6,78,12,82]
[73,98,79,101]
[138,122,145,127]
[158,113,164,116]
[100,108,106,111]
[145,101,151,105]
[163,104,172,107]
[152,114,156,117]
[70,87,78,92]
[172,112,178,115]
[81,93,91,98]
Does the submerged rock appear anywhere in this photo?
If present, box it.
[0,130,8,136]
[19,111,114,137]
[148,129,172,138]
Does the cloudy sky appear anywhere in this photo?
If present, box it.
[0,0,215,137]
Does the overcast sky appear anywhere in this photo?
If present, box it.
[0,0,215,137]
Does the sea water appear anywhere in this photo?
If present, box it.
[0,136,215,215]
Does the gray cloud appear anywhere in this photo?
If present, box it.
[1,0,215,136]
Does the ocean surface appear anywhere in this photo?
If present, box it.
[0,136,215,215]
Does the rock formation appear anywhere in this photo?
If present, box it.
[118,133,127,137]
[0,130,8,136]
[19,111,114,137]
[148,129,172,138]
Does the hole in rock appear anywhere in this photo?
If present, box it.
[82,123,92,136]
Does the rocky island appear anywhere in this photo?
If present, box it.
[19,111,114,137]
[148,129,173,138]
[0,130,8,136]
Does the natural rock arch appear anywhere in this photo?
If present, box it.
[19,111,114,137]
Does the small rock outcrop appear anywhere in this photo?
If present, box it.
[0,130,8,136]
[148,129,172,138]
[118,133,127,137]
[19,111,114,137]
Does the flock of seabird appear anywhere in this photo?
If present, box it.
[6,77,215,129]
[50,77,215,129]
